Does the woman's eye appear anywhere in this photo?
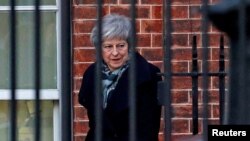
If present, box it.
[117,44,125,48]
[104,45,112,49]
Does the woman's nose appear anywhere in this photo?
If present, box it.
[111,47,119,55]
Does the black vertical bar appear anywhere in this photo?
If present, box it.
[192,35,198,135]
[95,0,103,141]
[9,0,17,141]
[238,0,248,123]
[163,0,172,141]
[219,35,225,124]
[129,0,137,141]
[34,0,41,141]
[201,0,209,141]
[225,0,250,124]
[60,0,73,140]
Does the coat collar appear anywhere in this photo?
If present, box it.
[89,52,152,85]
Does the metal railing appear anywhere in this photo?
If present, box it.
[158,34,227,139]
[6,0,249,141]
[8,0,72,141]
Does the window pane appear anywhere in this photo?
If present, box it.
[0,11,57,89]
[0,12,9,89]
[0,100,54,141]
[0,0,55,6]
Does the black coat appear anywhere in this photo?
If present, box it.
[78,53,162,141]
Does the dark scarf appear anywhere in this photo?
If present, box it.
[102,62,129,108]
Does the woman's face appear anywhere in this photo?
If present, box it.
[102,38,129,71]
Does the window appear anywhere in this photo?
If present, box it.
[0,0,59,141]
[0,101,55,141]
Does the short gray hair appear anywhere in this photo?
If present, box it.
[90,14,132,48]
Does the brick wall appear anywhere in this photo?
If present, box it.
[72,0,229,141]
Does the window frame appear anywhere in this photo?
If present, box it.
[0,1,61,141]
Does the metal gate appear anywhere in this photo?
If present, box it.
[3,0,250,141]
[84,0,250,140]
[4,0,72,141]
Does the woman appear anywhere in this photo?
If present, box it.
[78,14,162,141]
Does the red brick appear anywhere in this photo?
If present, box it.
[209,90,220,103]
[74,49,96,62]
[172,34,188,47]
[110,6,150,19]
[137,34,151,47]
[152,34,162,47]
[103,0,118,4]
[74,21,95,33]
[209,33,223,47]
[141,48,163,61]
[73,0,95,5]
[172,20,201,33]
[172,91,189,103]
[211,76,229,90]
[75,107,89,120]
[188,91,202,104]
[158,133,164,141]
[211,47,229,60]
[74,0,117,5]
[152,34,189,47]
[152,6,162,19]
[172,48,192,61]
[172,135,202,141]
[208,119,220,125]
[73,92,82,106]
[172,6,188,19]
[110,6,130,17]
[74,121,89,134]
[172,120,190,133]
[172,76,192,89]
[211,77,219,89]
[73,34,92,47]
[73,6,109,19]
[141,0,162,5]
[172,61,189,72]
[74,77,83,92]
[196,48,211,60]
[141,20,163,33]
[137,6,151,19]
[210,45,230,61]
[208,61,219,72]
[73,6,97,19]
[212,104,220,118]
